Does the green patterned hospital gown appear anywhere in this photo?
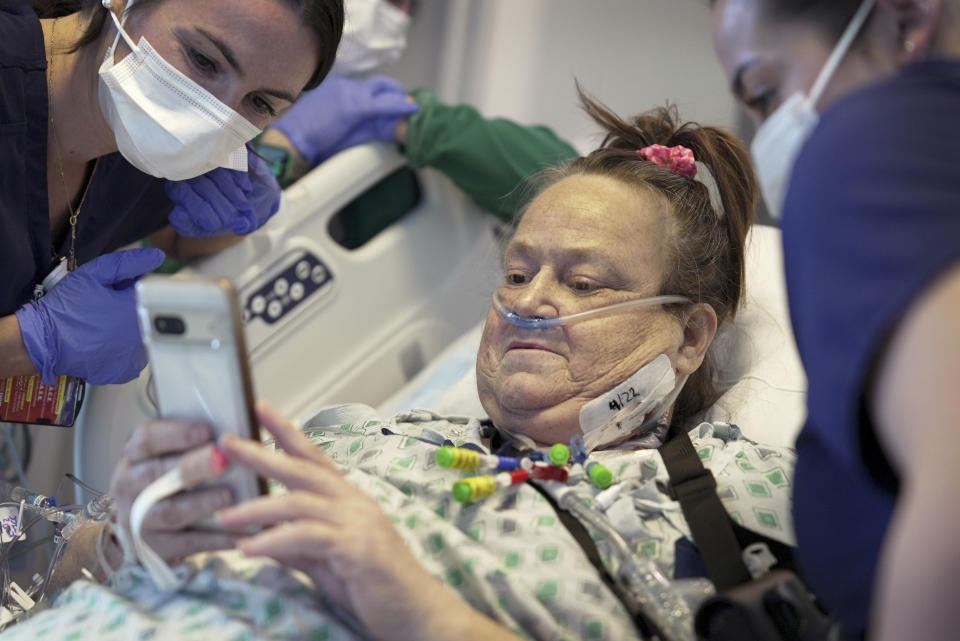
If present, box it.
[1,410,795,641]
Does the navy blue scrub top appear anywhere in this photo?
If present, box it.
[0,1,173,317]
[783,59,960,639]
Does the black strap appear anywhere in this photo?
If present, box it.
[659,425,753,591]
[531,482,656,640]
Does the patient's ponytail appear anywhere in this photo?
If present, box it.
[526,87,759,425]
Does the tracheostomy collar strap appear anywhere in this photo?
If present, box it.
[493,294,691,330]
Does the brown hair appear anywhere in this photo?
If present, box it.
[32,0,343,91]
[523,89,758,426]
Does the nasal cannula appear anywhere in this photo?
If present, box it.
[492,293,691,330]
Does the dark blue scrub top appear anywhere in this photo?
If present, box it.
[0,0,172,316]
[783,59,960,639]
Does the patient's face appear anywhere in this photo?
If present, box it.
[476,174,686,446]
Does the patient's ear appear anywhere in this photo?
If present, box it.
[676,303,718,376]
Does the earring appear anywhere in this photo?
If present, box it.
[904,39,916,53]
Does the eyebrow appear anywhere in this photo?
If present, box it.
[195,28,298,104]
[197,28,241,75]
[504,241,622,275]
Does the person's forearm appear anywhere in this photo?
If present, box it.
[147,227,243,262]
[47,522,124,593]
[374,573,527,641]
[259,129,313,184]
[872,474,960,641]
[0,314,39,379]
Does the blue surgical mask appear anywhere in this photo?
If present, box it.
[751,0,875,220]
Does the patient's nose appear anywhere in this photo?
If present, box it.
[507,271,561,321]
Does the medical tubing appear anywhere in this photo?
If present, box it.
[36,535,68,605]
[0,479,53,508]
[60,493,115,541]
[493,294,691,330]
[553,487,695,641]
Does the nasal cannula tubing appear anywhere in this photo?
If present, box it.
[492,293,691,329]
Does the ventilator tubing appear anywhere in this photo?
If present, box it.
[492,294,690,330]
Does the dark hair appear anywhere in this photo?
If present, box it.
[33,0,343,90]
[521,88,758,427]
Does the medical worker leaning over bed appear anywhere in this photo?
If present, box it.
[0,0,343,387]
[253,0,578,246]
[711,1,960,639]
[1,96,803,641]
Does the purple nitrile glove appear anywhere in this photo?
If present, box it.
[165,151,281,238]
[270,74,419,165]
[14,248,166,385]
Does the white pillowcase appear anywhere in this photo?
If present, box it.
[699,224,806,448]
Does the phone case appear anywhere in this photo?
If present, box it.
[135,275,268,506]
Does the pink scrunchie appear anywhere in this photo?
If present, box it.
[638,144,697,178]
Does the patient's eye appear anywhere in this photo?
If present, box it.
[505,272,527,285]
[571,280,594,292]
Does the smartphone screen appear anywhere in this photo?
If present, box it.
[0,375,84,427]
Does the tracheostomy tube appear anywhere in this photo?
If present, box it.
[492,293,691,330]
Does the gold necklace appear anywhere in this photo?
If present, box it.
[47,18,97,272]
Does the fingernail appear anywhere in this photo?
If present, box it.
[210,446,229,473]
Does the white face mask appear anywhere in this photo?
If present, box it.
[97,0,260,180]
[751,0,875,219]
[332,0,410,76]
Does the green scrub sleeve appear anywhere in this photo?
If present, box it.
[404,89,579,222]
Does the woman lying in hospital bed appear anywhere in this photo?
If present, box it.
[3,97,797,641]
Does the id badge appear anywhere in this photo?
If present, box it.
[0,374,85,427]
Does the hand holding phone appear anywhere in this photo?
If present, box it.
[135,276,268,513]
[108,418,238,562]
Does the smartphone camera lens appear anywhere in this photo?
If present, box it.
[154,315,186,335]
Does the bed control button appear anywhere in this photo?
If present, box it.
[295,260,311,280]
[290,282,305,302]
[267,300,283,320]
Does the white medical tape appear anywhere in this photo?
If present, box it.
[579,355,677,451]
[129,467,187,592]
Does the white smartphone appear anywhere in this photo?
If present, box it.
[135,275,268,509]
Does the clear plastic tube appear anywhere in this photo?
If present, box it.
[553,486,696,641]
[60,494,114,541]
[0,480,55,508]
[493,294,691,330]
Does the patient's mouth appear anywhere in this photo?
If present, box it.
[507,341,555,353]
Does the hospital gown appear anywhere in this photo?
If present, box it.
[2,411,795,641]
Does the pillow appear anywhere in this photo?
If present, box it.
[700,224,806,448]
[378,225,807,448]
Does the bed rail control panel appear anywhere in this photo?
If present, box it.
[241,249,334,328]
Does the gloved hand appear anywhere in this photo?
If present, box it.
[14,248,166,386]
[165,151,281,237]
[270,74,419,165]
